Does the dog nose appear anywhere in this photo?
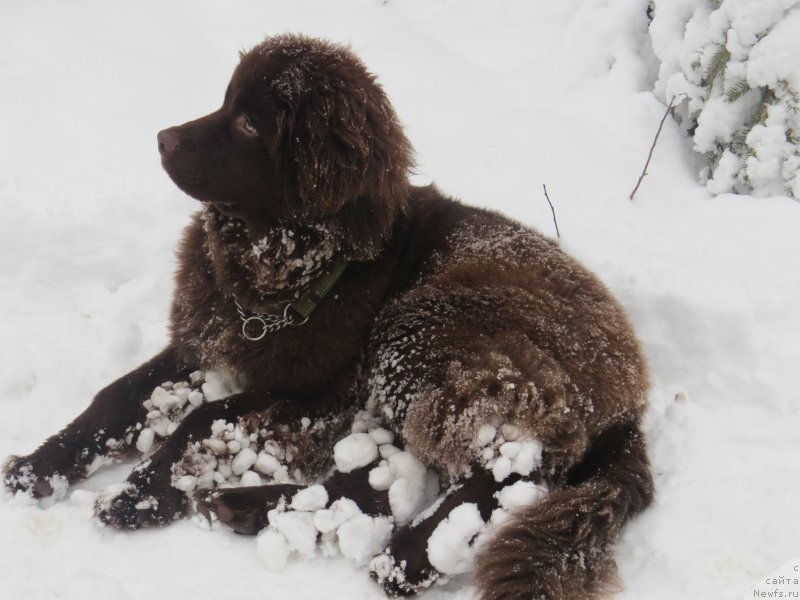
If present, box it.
[157,129,181,156]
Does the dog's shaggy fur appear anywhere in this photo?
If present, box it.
[4,34,654,599]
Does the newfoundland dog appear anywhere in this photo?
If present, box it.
[4,34,653,599]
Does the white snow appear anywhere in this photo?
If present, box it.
[367,465,393,491]
[426,503,484,575]
[170,410,302,493]
[333,433,378,473]
[134,427,155,454]
[366,450,432,523]
[388,478,423,525]
[231,448,257,475]
[495,480,547,511]
[174,475,198,493]
[201,369,241,402]
[1,2,799,600]
[367,427,394,446]
[313,498,362,534]
[491,456,512,482]
[378,444,400,459]
[334,405,433,525]
[291,485,329,512]
[239,470,262,487]
[472,419,544,482]
[44,474,70,505]
[255,493,392,570]
[475,424,496,447]
[254,452,282,475]
[336,514,393,566]
[267,509,318,559]
[256,528,292,572]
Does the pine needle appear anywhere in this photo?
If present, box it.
[703,45,730,87]
[725,81,751,102]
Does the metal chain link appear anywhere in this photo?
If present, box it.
[234,299,308,342]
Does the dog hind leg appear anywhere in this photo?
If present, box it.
[369,465,506,596]
[198,464,390,535]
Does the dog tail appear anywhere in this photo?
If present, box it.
[475,423,654,600]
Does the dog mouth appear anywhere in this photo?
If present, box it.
[161,163,211,193]
[171,173,210,188]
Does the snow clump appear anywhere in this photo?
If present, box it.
[136,370,207,455]
[337,514,393,565]
[171,417,297,493]
[472,420,543,482]
[256,491,393,571]
[426,502,484,575]
[333,433,378,473]
[495,479,547,511]
[341,410,440,523]
[254,410,439,571]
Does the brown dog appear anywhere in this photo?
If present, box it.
[4,34,653,599]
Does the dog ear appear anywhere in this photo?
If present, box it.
[271,69,413,219]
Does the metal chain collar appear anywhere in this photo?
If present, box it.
[232,261,347,342]
[234,298,309,342]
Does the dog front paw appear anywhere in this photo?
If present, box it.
[3,455,66,499]
[96,473,189,530]
[95,483,150,529]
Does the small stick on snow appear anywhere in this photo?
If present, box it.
[629,94,685,201]
[542,184,561,239]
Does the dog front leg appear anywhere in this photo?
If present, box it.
[3,346,194,498]
[96,391,277,529]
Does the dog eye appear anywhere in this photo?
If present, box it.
[239,114,258,136]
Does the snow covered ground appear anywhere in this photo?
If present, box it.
[1,1,798,598]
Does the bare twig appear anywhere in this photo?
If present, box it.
[629,94,685,201]
[542,184,561,239]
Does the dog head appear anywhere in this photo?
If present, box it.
[158,34,413,236]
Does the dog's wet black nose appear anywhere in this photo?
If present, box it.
[157,129,181,156]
